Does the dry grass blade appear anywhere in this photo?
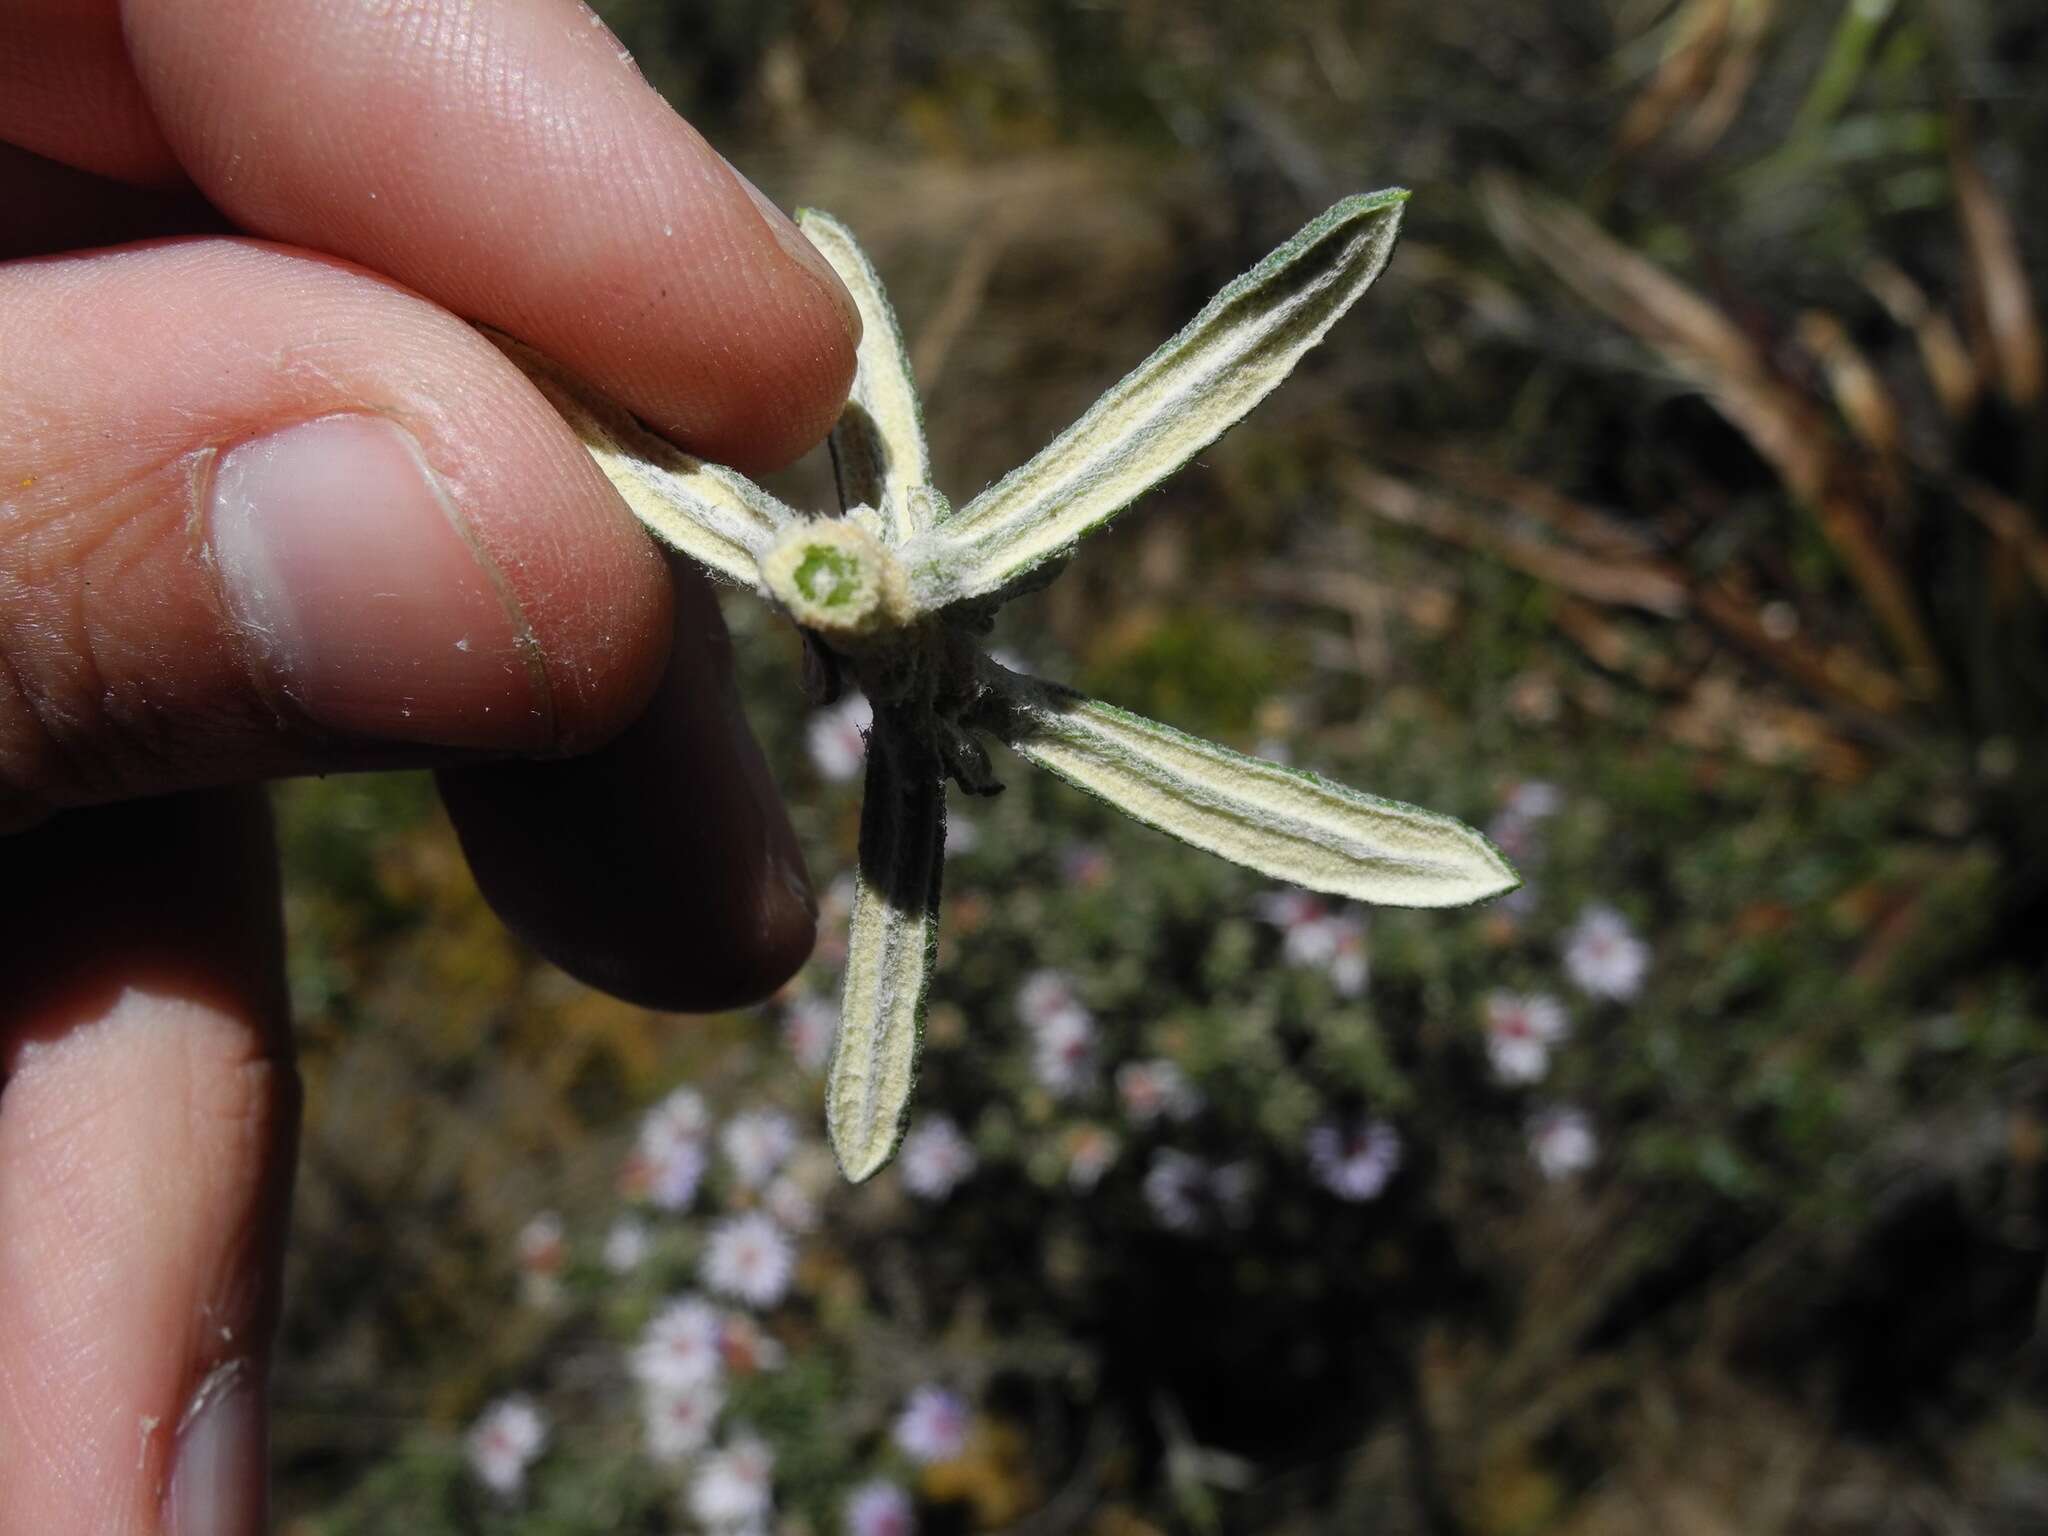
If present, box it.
[1952,128,2045,409]
[1957,482,2048,600]
[828,712,947,1183]
[1481,175,1944,698]
[1862,260,1979,423]
[1344,465,1690,617]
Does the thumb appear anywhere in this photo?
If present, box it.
[0,235,674,830]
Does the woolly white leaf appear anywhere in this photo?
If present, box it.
[987,671,1517,908]
[797,209,934,543]
[907,189,1409,609]
[828,713,947,1182]
[489,330,796,588]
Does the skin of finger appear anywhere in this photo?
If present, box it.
[0,787,294,1536]
[0,141,227,262]
[0,235,672,822]
[438,553,817,1012]
[120,0,860,475]
[0,0,182,185]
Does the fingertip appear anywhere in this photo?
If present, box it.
[121,0,861,478]
[439,564,816,1014]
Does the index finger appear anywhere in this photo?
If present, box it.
[116,0,859,474]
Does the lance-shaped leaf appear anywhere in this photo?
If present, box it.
[828,710,947,1182]
[489,330,797,589]
[984,670,1517,908]
[904,189,1409,610]
[797,209,935,542]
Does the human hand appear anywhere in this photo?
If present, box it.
[0,3,860,1530]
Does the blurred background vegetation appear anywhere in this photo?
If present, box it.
[276,2,2048,1532]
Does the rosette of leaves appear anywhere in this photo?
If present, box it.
[495,189,1517,1182]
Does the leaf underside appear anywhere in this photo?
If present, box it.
[827,711,948,1183]
[797,209,935,543]
[487,329,795,588]
[909,189,1410,610]
[989,672,1518,908]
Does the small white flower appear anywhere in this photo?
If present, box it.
[630,1087,712,1210]
[1305,1118,1403,1201]
[1324,913,1370,997]
[1030,1008,1097,1098]
[604,1217,652,1275]
[702,1213,796,1309]
[1016,969,1087,1031]
[899,1115,977,1200]
[1143,1150,1252,1231]
[1255,889,1335,963]
[643,1085,711,1144]
[1483,991,1570,1085]
[1142,1149,1208,1232]
[1563,904,1650,1002]
[1115,1059,1201,1126]
[1211,1161,1255,1228]
[1256,890,1368,993]
[465,1395,546,1497]
[783,994,840,1074]
[764,1174,819,1233]
[632,1296,725,1392]
[1529,1105,1598,1180]
[636,1134,708,1212]
[806,693,873,783]
[1064,1124,1121,1191]
[893,1385,971,1465]
[642,1380,724,1464]
[1058,841,1113,889]
[722,1110,797,1190]
[1506,780,1563,819]
[844,1478,916,1536]
[689,1433,776,1530]
[515,1211,565,1277]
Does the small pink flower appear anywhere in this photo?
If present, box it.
[1257,890,1369,994]
[899,1116,977,1201]
[783,994,840,1074]
[893,1385,971,1465]
[1563,905,1650,1002]
[807,694,873,783]
[1115,1059,1201,1126]
[626,1087,711,1210]
[1016,969,1086,1031]
[604,1218,651,1275]
[466,1395,546,1497]
[515,1212,565,1278]
[1305,1118,1402,1201]
[702,1213,796,1310]
[632,1296,725,1392]
[721,1110,797,1190]
[641,1380,723,1464]
[1030,1009,1097,1099]
[1529,1105,1598,1180]
[845,1479,916,1536]
[689,1434,776,1529]
[1483,990,1569,1085]
[1064,1124,1121,1191]
[1058,841,1113,889]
